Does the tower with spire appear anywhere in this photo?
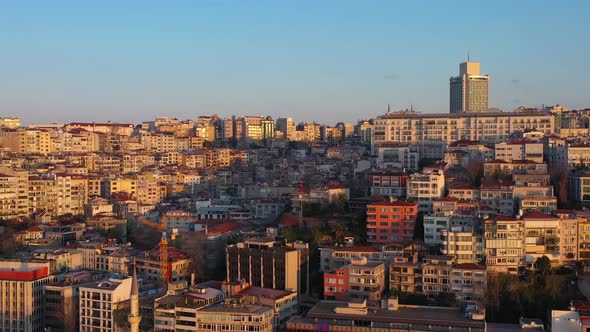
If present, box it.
[128,261,141,332]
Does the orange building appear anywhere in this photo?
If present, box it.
[323,267,349,300]
[367,198,418,244]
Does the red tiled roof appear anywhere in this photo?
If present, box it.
[454,263,486,270]
[521,211,558,220]
[494,215,517,221]
[204,222,242,236]
[150,246,190,261]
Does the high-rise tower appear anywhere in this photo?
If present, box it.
[128,261,141,332]
[450,57,489,113]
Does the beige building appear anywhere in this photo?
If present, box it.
[390,255,422,293]
[0,117,21,129]
[79,275,133,332]
[449,61,489,113]
[523,211,560,265]
[450,263,486,306]
[276,117,296,140]
[441,227,484,264]
[192,298,274,332]
[495,139,544,163]
[407,169,445,212]
[347,257,385,304]
[0,128,52,154]
[0,261,57,332]
[568,144,590,168]
[371,109,554,153]
[485,215,525,275]
[422,255,454,297]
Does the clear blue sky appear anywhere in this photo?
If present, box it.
[1,1,589,125]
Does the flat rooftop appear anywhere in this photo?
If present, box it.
[305,301,485,328]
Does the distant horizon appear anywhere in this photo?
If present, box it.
[14,103,573,127]
[2,1,589,125]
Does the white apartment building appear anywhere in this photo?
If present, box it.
[450,263,486,306]
[522,212,560,265]
[495,139,544,163]
[79,275,132,332]
[568,144,590,168]
[371,109,554,154]
[484,215,525,275]
[569,169,590,206]
[423,215,451,246]
[407,169,445,212]
[375,144,419,171]
[441,227,484,264]
[0,261,57,332]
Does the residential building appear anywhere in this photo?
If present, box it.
[79,275,133,332]
[568,144,590,168]
[323,266,349,300]
[407,169,445,212]
[135,247,191,284]
[276,117,296,140]
[319,246,385,273]
[192,297,274,332]
[422,255,454,297]
[366,198,418,244]
[448,184,480,201]
[522,211,560,266]
[577,211,590,265]
[480,177,514,216]
[441,226,483,264]
[369,170,409,198]
[569,169,590,206]
[494,139,544,163]
[347,258,385,304]
[0,128,52,154]
[390,255,422,293]
[423,214,452,246]
[0,261,57,332]
[371,109,554,153]
[557,210,578,264]
[287,299,486,332]
[450,263,486,306]
[0,117,21,129]
[226,237,309,294]
[44,270,103,332]
[154,286,225,332]
[450,60,489,113]
[375,144,419,171]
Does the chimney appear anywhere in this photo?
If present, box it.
[191,273,195,287]
[389,196,397,203]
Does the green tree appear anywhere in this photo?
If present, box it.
[535,256,551,275]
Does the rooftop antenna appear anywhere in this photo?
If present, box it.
[467,50,470,62]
